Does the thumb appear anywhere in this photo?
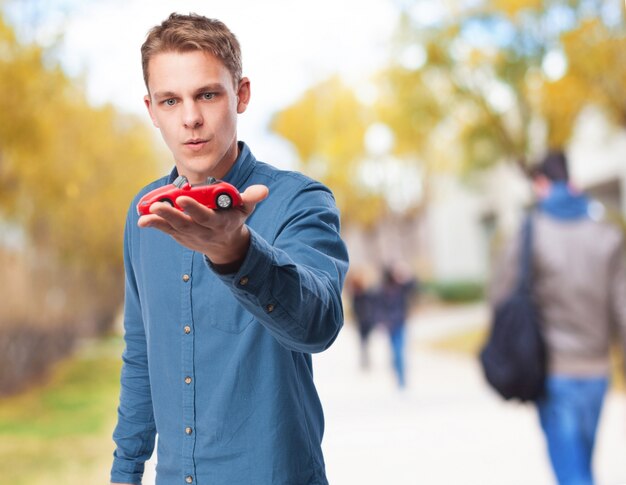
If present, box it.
[241,184,269,212]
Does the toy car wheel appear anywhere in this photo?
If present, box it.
[216,193,232,209]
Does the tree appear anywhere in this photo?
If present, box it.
[0,13,162,336]
[271,76,387,226]
[273,1,626,218]
[383,0,626,173]
[543,17,626,134]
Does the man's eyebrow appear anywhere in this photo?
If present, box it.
[152,84,227,100]
[152,91,178,100]
[194,83,227,93]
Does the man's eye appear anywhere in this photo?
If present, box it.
[164,99,177,106]
[201,92,215,100]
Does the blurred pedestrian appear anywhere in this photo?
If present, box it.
[377,264,418,389]
[490,150,626,485]
[346,269,378,370]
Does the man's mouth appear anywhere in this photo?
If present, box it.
[184,138,209,151]
[185,138,208,146]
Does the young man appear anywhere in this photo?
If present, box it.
[110,13,349,485]
[490,150,626,485]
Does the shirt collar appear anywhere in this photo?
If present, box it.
[167,141,256,189]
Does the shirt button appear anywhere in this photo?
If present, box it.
[266,303,275,313]
[184,325,191,334]
[182,274,190,282]
[185,376,192,384]
[186,476,193,483]
[185,426,193,435]
[239,276,249,286]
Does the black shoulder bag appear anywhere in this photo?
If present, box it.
[479,215,546,402]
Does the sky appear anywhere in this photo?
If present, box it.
[6,0,400,168]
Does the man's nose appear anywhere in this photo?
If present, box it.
[182,103,203,128]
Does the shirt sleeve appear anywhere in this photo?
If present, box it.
[110,213,157,484]
[207,181,349,354]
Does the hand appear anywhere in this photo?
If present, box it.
[138,184,269,264]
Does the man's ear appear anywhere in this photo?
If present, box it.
[236,77,251,114]
[144,94,159,128]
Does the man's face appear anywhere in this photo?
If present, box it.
[144,50,250,184]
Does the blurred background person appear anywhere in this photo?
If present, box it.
[346,268,378,370]
[377,264,418,389]
[490,150,626,485]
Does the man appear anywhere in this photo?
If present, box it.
[110,13,349,485]
[377,265,417,389]
[490,150,626,485]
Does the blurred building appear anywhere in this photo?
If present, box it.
[345,108,626,287]
[569,107,626,216]
[424,106,626,285]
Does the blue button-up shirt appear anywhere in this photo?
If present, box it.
[111,142,349,485]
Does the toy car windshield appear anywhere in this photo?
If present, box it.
[172,175,189,189]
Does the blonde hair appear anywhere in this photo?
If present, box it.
[141,13,242,90]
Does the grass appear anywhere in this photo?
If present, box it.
[426,325,486,356]
[0,335,123,484]
[0,323,622,485]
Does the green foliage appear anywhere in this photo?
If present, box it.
[425,280,485,303]
[0,337,123,484]
[0,341,121,437]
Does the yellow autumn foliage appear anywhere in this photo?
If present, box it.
[489,0,543,17]
[273,0,626,227]
[561,19,626,126]
[0,14,162,333]
[271,76,388,226]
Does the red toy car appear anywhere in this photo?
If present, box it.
[137,175,243,215]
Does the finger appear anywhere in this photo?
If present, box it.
[149,201,181,216]
[175,196,215,225]
[148,201,194,231]
[138,214,176,234]
[144,219,177,235]
[138,214,159,228]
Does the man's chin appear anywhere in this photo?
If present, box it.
[176,160,219,183]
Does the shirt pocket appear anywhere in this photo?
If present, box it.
[207,280,256,334]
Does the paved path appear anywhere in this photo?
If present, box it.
[143,303,626,484]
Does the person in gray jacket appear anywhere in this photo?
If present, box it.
[490,150,626,485]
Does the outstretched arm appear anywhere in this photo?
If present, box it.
[137,184,269,267]
[139,181,349,354]
[208,182,349,353]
